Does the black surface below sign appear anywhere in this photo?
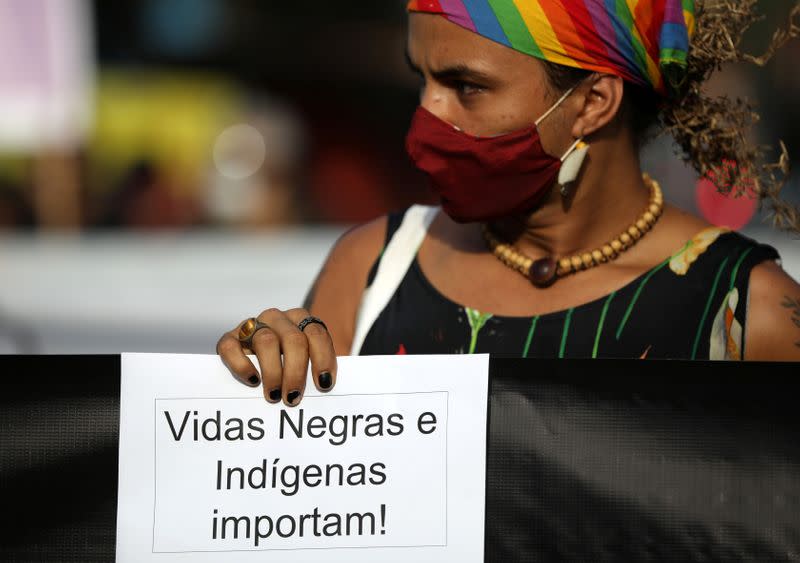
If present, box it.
[1,356,798,562]
[486,359,799,562]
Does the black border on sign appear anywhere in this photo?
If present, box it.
[151,391,450,554]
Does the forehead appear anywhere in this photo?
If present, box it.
[407,12,541,76]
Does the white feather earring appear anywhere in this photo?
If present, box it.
[558,137,589,197]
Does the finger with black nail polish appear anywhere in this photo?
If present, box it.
[287,390,302,406]
[318,371,333,391]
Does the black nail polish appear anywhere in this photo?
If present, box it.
[287,390,301,406]
[269,388,282,402]
[319,372,333,390]
[248,374,260,386]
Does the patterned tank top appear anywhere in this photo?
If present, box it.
[357,206,781,360]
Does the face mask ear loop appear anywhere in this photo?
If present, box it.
[534,85,578,127]
[559,137,584,162]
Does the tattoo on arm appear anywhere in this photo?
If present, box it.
[781,295,800,348]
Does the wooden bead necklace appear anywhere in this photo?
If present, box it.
[481,174,664,288]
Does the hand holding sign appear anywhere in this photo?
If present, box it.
[216,308,337,406]
[117,353,488,563]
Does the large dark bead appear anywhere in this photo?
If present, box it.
[528,257,558,287]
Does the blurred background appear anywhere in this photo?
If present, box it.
[0,0,797,354]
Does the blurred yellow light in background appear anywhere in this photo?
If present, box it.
[89,69,244,197]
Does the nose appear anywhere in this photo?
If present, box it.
[419,84,456,127]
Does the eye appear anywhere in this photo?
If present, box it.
[453,80,484,97]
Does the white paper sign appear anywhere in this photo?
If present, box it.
[117,353,489,562]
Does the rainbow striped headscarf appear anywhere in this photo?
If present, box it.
[407,0,695,95]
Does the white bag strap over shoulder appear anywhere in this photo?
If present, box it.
[350,204,439,355]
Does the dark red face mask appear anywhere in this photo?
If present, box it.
[404,89,575,223]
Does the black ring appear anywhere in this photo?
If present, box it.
[298,316,328,333]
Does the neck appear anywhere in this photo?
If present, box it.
[487,141,649,259]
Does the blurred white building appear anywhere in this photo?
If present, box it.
[0,225,796,354]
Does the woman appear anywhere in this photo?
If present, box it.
[217,0,800,406]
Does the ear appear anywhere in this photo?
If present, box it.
[571,74,625,138]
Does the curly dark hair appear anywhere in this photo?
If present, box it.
[543,0,800,233]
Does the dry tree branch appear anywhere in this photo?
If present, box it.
[742,3,800,66]
[661,0,800,233]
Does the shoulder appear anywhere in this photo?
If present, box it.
[311,203,437,306]
[323,214,389,274]
[639,204,713,264]
[744,258,800,361]
[663,220,797,361]
[653,205,714,250]
[647,207,799,360]
[303,213,389,355]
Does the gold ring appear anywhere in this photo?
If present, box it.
[238,317,272,348]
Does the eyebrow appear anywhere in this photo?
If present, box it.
[404,48,496,84]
